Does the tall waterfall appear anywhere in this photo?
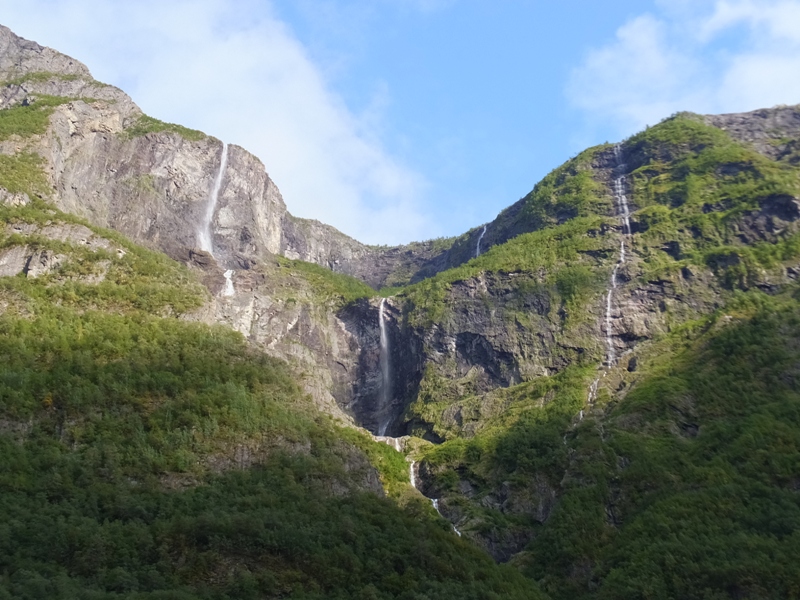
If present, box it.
[475,225,487,258]
[588,145,632,404]
[198,143,229,256]
[378,298,391,435]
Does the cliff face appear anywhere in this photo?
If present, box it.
[0,27,397,282]
[0,24,549,424]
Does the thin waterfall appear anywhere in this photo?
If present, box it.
[409,461,461,536]
[613,145,632,236]
[475,225,487,258]
[198,142,229,255]
[378,299,391,435]
[588,144,632,405]
[374,444,462,537]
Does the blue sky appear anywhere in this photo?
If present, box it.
[1,1,799,244]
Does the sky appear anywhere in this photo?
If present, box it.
[1,0,799,245]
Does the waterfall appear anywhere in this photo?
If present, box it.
[223,269,235,297]
[198,143,229,255]
[613,145,632,236]
[475,225,487,258]
[602,144,631,370]
[378,298,391,435]
[376,436,402,452]
[588,145,632,406]
[587,377,600,404]
[409,460,461,536]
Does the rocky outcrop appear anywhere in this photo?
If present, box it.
[0,25,89,80]
[704,104,800,162]
[336,297,426,435]
[0,221,122,280]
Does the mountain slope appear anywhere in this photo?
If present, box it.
[384,110,800,595]
[0,198,542,599]
[2,22,800,600]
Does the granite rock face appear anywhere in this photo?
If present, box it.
[0,25,89,80]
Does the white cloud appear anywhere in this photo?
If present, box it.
[567,0,800,139]
[0,0,434,244]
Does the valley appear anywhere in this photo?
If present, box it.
[1,23,799,599]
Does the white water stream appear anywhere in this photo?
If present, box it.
[378,299,391,435]
[223,269,235,297]
[475,225,487,258]
[409,459,461,536]
[375,439,462,536]
[587,145,632,405]
[198,143,228,255]
[197,143,236,298]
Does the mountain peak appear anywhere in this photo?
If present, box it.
[0,24,91,81]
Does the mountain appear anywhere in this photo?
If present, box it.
[1,23,799,599]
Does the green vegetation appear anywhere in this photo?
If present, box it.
[0,308,541,599]
[519,146,610,227]
[626,113,800,281]
[0,152,50,198]
[521,290,800,599]
[0,94,75,141]
[0,203,207,315]
[399,215,608,328]
[275,256,374,306]
[123,114,207,142]
[400,110,800,598]
[339,427,411,496]
[1,71,82,86]
[3,68,799,598]
[0,202,543,598]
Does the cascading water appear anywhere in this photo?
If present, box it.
[198,142,229,255]
[378,299,392,435]
[375,439,462,536]
[409,460,461,536]
[223,269,235,297]
[475,225,487,258]
[587,144,632,405]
